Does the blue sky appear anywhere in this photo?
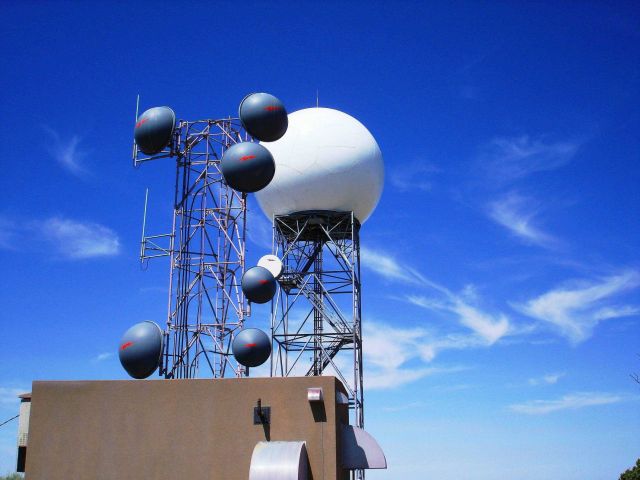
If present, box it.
[1,1,639,478]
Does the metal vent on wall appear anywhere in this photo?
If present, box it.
[249,441,309,480]
[341,425,387,470]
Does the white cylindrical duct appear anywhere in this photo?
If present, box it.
[249,441,309,480]
[16,394,30,473]
[17,397,30,448]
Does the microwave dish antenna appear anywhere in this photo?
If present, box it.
[242,266,277,304]
[232,328,272,368]
[133,107,176,155]
[221,142,276,193]
[239,92,288,142]
[118,321,164,379]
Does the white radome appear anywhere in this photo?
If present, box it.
[256,108,384,224]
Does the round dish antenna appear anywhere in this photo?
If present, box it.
[221,142,275,193]
[239,92,288,142]
[257,254,283,279]
[232,328,272,368]
[256,108,384,223]
[134,107,176,155]
[242,266,277,304]
[118,321,164,379]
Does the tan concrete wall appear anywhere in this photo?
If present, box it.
[26,376,348,480]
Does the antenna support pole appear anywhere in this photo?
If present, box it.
[134,117,249,378]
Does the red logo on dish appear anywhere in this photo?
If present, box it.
[135,118,149,128]
[120,341,134,351]
[239,155,256,162]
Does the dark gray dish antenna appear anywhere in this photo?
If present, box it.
[118,321,164,379]
[232,328,272,368]
[134,106,176,155]
[239,92,288,142]
[242,266,277,304]
[221,142,275,193]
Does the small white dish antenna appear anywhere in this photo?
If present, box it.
[258,254,283,279]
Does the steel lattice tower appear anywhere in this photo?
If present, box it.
[136,118,249,378]
[270,211,364,430]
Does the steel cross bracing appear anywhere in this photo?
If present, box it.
[270,211,364,430]
[135,118,249,379]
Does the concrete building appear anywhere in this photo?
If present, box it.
[19,376,385,479]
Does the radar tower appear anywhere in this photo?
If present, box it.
[271,211,364,428]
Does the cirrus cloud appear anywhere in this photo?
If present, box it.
[487,191,559,248]
[514,271,640,344]
[363,321,469,390]
[481,135,580,183]
[44,127,89,177]
[362,246,512,346]
[42,217,121,259]
[509,391,629,415]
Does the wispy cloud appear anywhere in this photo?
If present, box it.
[408,295,510,345]
[366,367,452,390]
[389,162,439,192]
[451,300,510,344]
[528,372,565,386]
[515,271,640,343]
[430,383,473,393]
[93,352,114,362]
[361,246,511,344]
[0,215,120,260]
[509,392,628,415]
[488,191,558,248]
[42,217,121,259]
[418,333,489,362]
[364,322,468,390]
[481,135,580,183]
[0,387,28,405]
[0,217,18,250]
[45,128,88,177]
[361,246,432,287]
[381,401,427,412]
